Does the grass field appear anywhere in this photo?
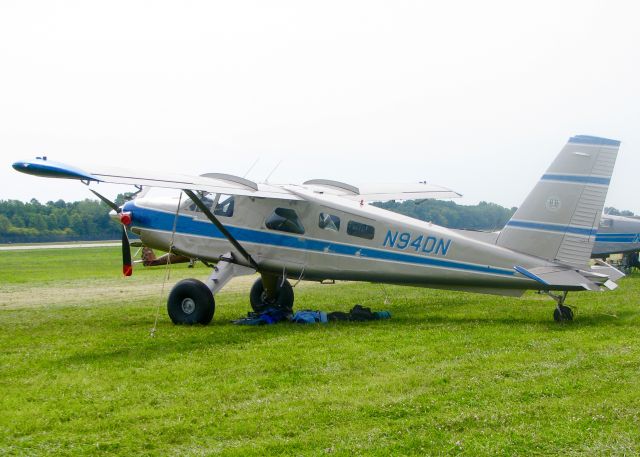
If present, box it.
[1,247,640,456]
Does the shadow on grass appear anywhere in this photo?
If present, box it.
[421,306,636,327]
[57,306,637,369]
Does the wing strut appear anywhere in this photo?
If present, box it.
[182,189,260,271]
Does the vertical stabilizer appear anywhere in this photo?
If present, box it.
[496,135,620,268]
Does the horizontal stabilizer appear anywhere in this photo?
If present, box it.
[590,259,625,282]
[514,265,604,291]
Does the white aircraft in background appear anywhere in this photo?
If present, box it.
[13,135,624,323]
[592,214,640,272]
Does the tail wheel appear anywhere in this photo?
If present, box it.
[250,277,294,313]
[167,278,215,325]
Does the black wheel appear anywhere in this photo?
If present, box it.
[167,278,215,325]
[250,277,294,313]
[553,305,574,322]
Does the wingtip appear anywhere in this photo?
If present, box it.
[12,158,98,182]
[12,160,30,172]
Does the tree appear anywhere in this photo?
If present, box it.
[605,207,635,217]
[0,214,11,233]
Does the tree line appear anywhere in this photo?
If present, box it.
[0,198,122,243]
[375,201,634,230]
[0,197,635,244]
[373,200,517,231]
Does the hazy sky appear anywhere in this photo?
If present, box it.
[1,1,639,212]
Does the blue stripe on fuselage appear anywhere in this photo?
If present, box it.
[595,233,640,243]
[128,203,516,277]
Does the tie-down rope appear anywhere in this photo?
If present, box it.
[150,191,183,337]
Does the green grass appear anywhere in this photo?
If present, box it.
[1,247,640,456]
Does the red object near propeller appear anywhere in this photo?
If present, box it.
[119,212,132,226]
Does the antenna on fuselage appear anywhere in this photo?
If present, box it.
[264,160,283,184]
[243,158,260,179]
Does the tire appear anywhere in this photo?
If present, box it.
[553,305,574,322]
[250,277,294,313]
[167,278,215,325]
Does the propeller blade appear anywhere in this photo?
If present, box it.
[90,189,120,213]
[122,226,133,277]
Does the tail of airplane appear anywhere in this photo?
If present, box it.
[496,135,620,269]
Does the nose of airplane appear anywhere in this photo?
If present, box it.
[110,208,133,226]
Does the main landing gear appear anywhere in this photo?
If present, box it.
[166,253,294,325]
[249,274,294,313]
[167,278,215,325]
[545,291,574,322]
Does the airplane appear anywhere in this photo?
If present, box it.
[593,214,640,272]
[13,134,624,323]
[451,213,640,273]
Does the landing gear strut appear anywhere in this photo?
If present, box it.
[166,254,256,326]
[545,291,574,322]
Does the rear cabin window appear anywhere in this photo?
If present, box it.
[265,208,305,234]
[319,213,341,232]
[347,220,375,240]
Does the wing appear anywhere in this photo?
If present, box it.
[13,158,461,201]
[302,179,462,201]
[12,158,299,200]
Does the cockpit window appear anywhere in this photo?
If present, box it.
[184,193,234,217]
[265,208,305,234]
[599,218,613,228]
[319,213,340,232]
[214,195,234,217]
[186,194,214,212]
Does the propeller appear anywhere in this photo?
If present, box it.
[90,189,133,277]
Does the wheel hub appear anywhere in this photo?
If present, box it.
[181,297,196,315]
[261,291,277,305]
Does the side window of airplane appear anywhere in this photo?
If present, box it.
[347,220,375,240]
[319,213,340,232]
[265,208,305,234]
[214,194,234,217]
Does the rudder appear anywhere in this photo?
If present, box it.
[496,135,620,268]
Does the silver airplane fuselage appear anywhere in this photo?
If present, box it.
[123,192,561,297]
